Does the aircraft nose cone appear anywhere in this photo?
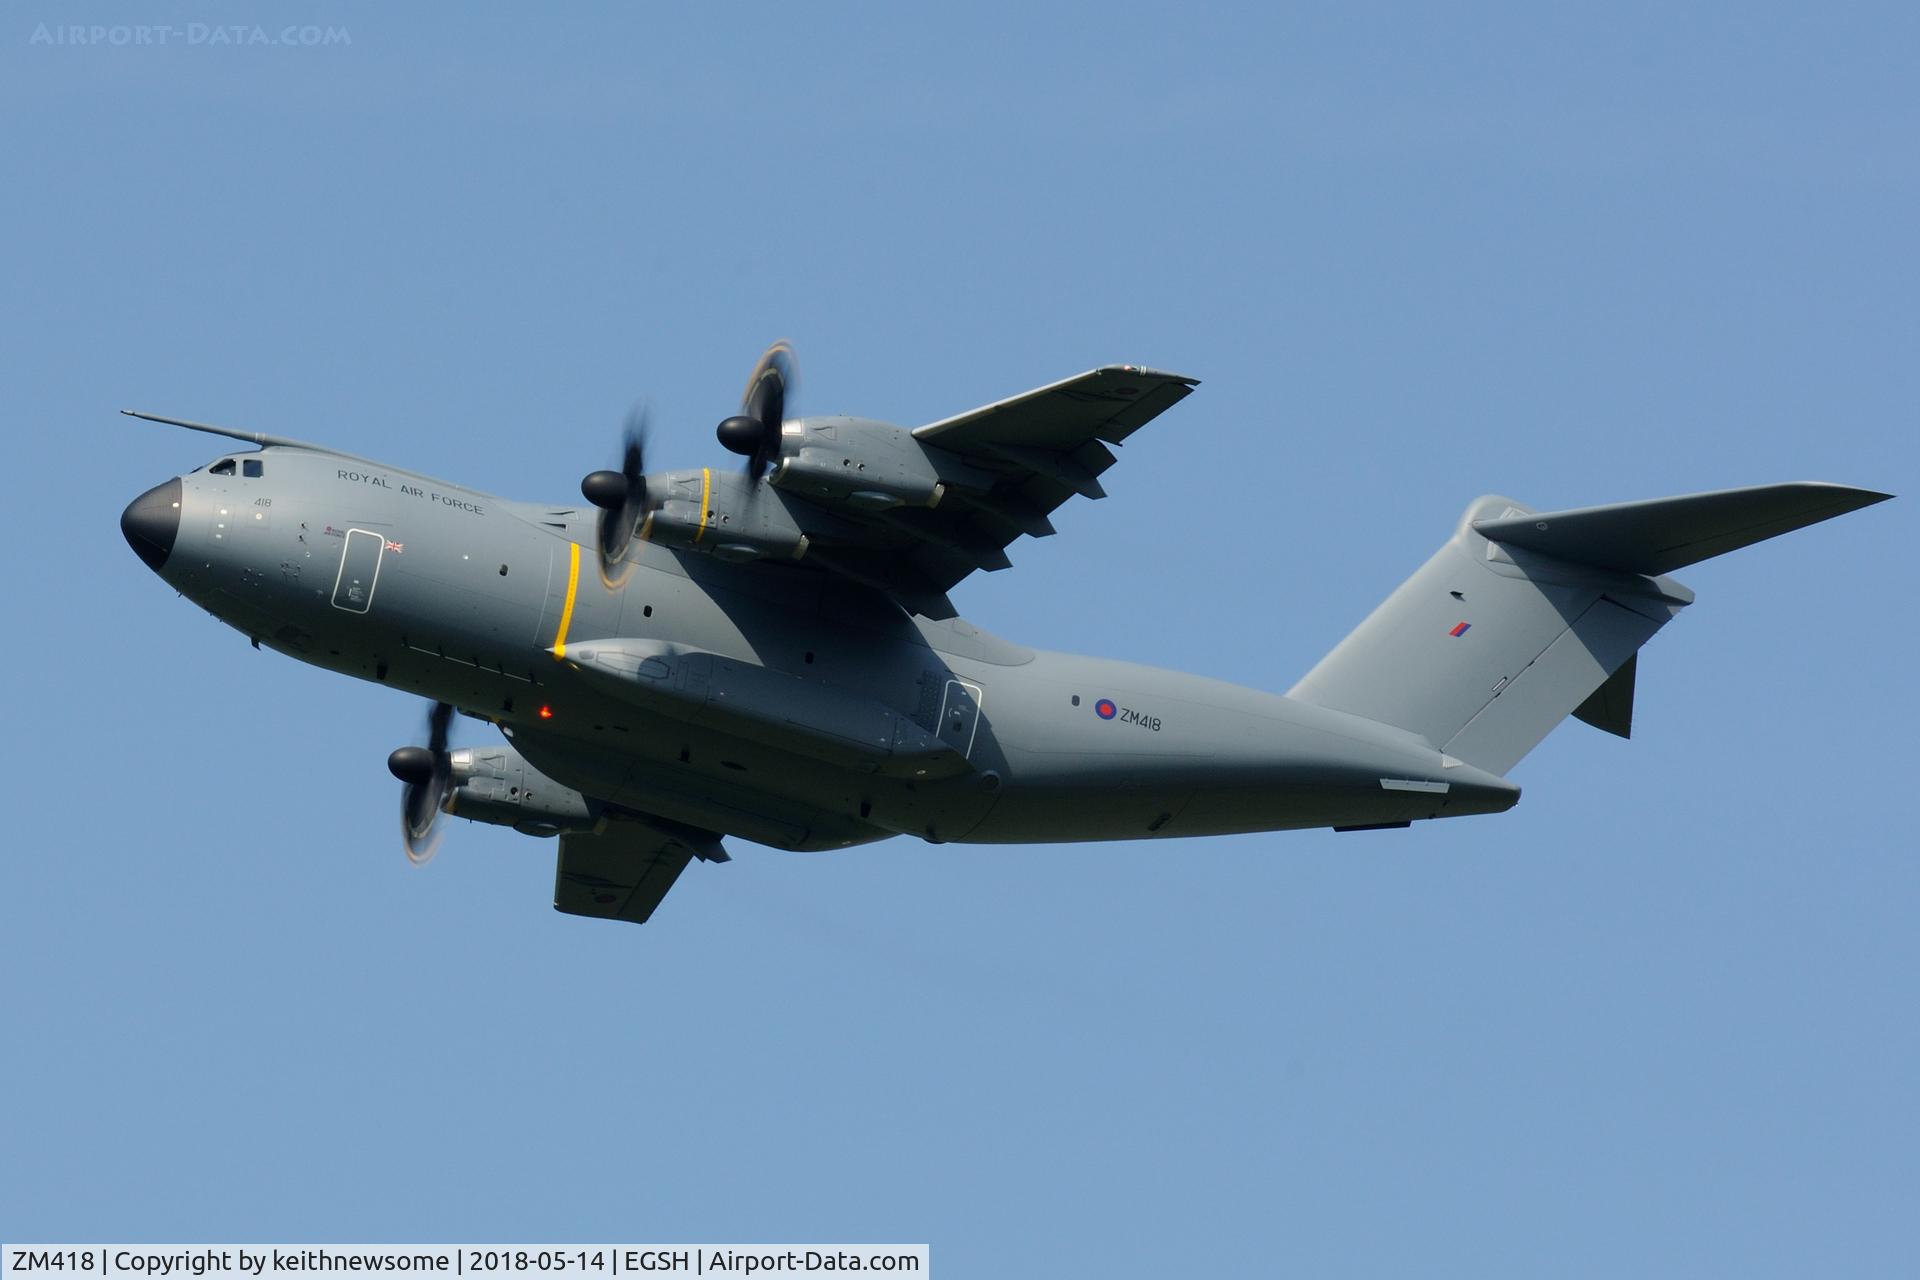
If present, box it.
[121,477,182,572]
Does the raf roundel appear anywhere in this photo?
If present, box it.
[1095,698,1117,720]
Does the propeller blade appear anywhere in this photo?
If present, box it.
[583,407,652,586]
[395,701,455,866]
[426,699,453,753]
[716,341,795,484]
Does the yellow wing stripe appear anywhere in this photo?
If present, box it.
[552,540,581,659]
[696,467,712,544]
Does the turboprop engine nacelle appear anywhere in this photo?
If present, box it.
[643,467,813,562]
[447,746,598,837]
[772,417,992,512]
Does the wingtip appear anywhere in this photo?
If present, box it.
[1816,483,1895,510]
[1099,364,1201,386]
[1757,482,1893,513]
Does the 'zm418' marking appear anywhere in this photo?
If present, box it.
[1095,698,1161,732]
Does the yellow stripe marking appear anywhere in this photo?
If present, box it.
[552,541,581,659]
[696,467,712,544]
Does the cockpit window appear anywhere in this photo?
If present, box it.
[243,458,263,478]
[209,458,236,476]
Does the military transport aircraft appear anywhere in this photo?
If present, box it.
[119,344,1890,924]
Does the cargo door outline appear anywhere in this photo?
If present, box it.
[331,528,387,614]
[937,678,984,757]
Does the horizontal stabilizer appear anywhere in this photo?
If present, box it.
[1473,482,1891,576]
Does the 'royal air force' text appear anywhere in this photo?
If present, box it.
[337,470,483,514]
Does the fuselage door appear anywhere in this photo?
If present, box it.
[331,528,387,613]
[937,678,984,757]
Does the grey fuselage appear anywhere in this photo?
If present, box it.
[127,444,1518,852]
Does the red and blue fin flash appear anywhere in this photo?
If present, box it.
[1449,621,1471,637]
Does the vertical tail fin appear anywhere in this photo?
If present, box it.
[1288,483,1889,776]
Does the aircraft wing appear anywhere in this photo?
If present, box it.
[552,821,697,925]
[914,364,1199,458]
[789,367,1198,615]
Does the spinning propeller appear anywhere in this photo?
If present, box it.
[579,408,653,587]
[387,700,455,865]
[576,342,797,580]
[715,340,796,484]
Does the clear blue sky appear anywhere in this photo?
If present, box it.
[4,3,1915,1274]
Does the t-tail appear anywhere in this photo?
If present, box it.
[1289,483,1891,776]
